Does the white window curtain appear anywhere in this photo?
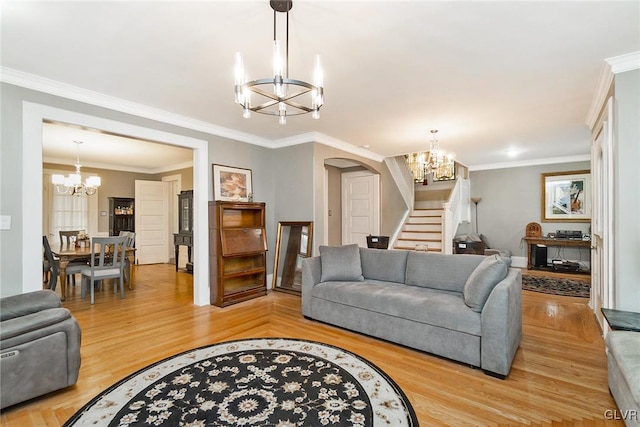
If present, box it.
[43,171,99,244]
[51,191,89,240]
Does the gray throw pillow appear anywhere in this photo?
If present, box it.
[320,244,364,282]
[463,254,508,312]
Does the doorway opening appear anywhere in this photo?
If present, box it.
[23,103,209,305]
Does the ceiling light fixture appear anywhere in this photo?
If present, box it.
[234,0,324,124]
[406,130,456,184]
[51,140,101,196]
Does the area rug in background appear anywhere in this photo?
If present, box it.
[64,338,418,427]
[522,275,590,298]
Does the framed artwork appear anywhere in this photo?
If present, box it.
[212,164,253,202]
[541,170,591,222]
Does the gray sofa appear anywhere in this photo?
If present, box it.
[606,331,640,426]
[0,290,82,409]
[302,245,522,378]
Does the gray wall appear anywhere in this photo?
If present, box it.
[312,143,408,255]
[469,161,591,265]
[613,69,640,311]
[0,82,274,297]
[326,165,342,245]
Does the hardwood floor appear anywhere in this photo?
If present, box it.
[1,264,622,426]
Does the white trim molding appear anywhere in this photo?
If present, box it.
[469,154,591,172]
[586,51,640,130]
[1,67,384,164]
[22,102,211,306]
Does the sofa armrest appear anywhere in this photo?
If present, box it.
[0,290,61,322]
[0,308,73,342]
[301,256,322,317]
[480,268,522,377]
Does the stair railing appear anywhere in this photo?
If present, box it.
[441,173,470,254]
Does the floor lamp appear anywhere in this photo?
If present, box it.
[471,197,481,233]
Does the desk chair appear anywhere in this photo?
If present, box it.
[80,236,127,304]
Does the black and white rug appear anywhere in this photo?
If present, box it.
[522,275,590,298]
[64,338,418,426]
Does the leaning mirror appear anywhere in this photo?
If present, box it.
[272,221,313,294]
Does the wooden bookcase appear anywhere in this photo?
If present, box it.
[209,201,267,307]
[108,197,134,236]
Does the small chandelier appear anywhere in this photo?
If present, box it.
[51,140,101,196]
[406,130,456,184]
[427,130,456,181]
[234,0,324,125]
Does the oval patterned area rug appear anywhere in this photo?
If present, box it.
[64,338,418,427]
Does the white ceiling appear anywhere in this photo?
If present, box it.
[41,122,193,174]
[2,1,639,170]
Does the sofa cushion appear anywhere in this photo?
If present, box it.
[360,248,408,283]
[311,280,481,336]
[607,331,640,405]
[320,244,364,282]
[405,252,484,292]
[463,254,509,312]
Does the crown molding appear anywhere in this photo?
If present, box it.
[585,51,640,130]
[2,67,381,160]
[272,131,386,163]
[585,62,614,131]
[469,154,590,172]
[0,67,271,147]
[607,51,640,74]
[43,156,193,175]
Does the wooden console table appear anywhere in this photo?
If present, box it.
[523,236,591,274]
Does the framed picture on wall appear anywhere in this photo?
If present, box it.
[212,164,253,202]
[541,170,591,222]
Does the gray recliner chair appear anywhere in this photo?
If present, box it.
[0,290,81,409]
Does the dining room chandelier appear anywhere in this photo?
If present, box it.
[234,0,324,125]
[406,130,456,184]
[51,140,101,196]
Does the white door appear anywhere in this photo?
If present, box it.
[135,180,169,264]
[341,171,380,247]
[590,97,614,332]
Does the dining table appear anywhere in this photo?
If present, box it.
[51,243,136,301]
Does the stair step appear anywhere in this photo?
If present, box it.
[411,209,443,218]
[403,223,442,232]
[396,238,442,250]
[407,216,442,224]
[400,231,441,240]
[393,245,441,252]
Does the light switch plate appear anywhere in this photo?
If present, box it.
[0,215,11,230]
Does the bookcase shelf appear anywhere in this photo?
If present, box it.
[209,201,267,307]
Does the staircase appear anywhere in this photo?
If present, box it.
[394,207,443,252]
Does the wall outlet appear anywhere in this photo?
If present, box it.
[0,215,11,230]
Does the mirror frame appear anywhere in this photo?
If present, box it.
[272,221,314,295]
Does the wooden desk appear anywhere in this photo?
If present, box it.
[523,237,591,274]
[52,244,135,301]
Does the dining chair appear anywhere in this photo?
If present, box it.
[80,236,127,304]
[59,230,81,246]
[42,235,85,292]
[118,231,136,283]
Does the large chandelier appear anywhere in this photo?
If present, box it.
[51,141,101,196]
[234,0,324,125]
[406,130,456,184]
